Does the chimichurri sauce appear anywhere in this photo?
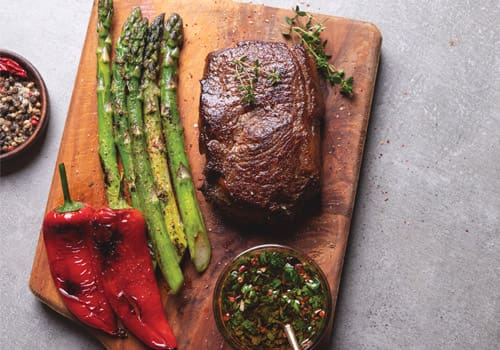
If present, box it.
[219,250,329,349]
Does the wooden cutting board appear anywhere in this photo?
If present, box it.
[29,0,381,348]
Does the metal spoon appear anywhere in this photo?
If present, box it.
[284,323,302,350]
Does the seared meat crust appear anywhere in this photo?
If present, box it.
[199,41,324,223]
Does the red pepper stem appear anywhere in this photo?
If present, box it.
[55,163,83,213]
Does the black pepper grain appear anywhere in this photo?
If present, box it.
[0,72,42,154]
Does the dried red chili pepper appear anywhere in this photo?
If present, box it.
[93,206,177,350]
[42,164,122,336]
[0,57,27,77]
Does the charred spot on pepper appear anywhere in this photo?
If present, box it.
[59,278,83,298]
[93,222,123,259]
[52,222,87,235]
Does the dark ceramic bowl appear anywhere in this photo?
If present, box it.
[213,244,332,350]
[0,49,49,162]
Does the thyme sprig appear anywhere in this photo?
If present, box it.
[232,56,282,104]
[283,6,353,96]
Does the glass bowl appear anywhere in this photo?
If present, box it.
[213,244,332,350]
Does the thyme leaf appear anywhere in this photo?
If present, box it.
[283,6,354,96]
[232,56,282,104]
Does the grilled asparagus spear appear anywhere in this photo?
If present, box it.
[124,8,184,293]
[160,13,211,273]
[142,14,187,262]
[110,4,141,209]
[96,0,126,208]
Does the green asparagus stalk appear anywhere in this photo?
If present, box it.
[124,8,184,293]
[160,13,211,273]
[96,0,126,208]
[142,14,187,262]
[111,7,140,209]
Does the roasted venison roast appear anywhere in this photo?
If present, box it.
[199,41,325,223]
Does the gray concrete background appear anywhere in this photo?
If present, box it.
[1,0,498,349]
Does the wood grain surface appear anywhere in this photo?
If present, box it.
[29,0,381,349]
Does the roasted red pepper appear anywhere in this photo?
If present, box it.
[93,206,177,350]
[42,164,122,336]
[0,57,27,77]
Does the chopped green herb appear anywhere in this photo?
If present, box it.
[218,249,330,349]
[283,6,354,96]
